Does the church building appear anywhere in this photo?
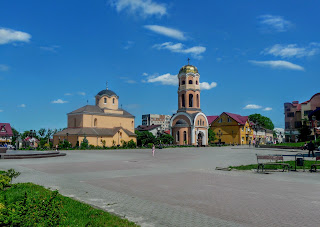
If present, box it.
[170,64,208,146]
[53,85,136,147]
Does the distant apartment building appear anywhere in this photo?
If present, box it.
[284,93,320,142]
[142,114,172,132]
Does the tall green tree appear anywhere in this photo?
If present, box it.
[135,130,156,146]
[248,114,274,130]
[38,128,47,138]
[208,128,216,144]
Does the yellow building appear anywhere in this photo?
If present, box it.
[208,112,253,145]
[170,64,208,146]
[53,85,136,147]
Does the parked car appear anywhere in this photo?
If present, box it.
[7,145,15,150]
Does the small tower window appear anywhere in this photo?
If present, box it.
[189,80,193,84]
[181,80,185,85]
[113,98,115,104]
[196,80,198,85]
[94,118,97,127]
[182,94,185,107]
[104,98,107,104]
[196,94,199,108]
[189,94,193,107]
[198,120,200,125]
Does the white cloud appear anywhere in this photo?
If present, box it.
[144,25,186,40]
[258,15,292,32]
[153,42,206,59]
[243,104,262,109]
[144,73,178,85]
[64,93,72,96]
[249,60,304,71]
[77,92,86,96]
[0,64,9,71]
[143,73,217,90]
[142,72,148,76]
[263,43,320,58]
[200,82,217,90]
[51,99,68,104]
[126,80,137,84]
[0,28,31,45]
[18,104,26,108]
[110,0,167,17]
[263,107,272,111]
[123,41,134,50]
[40,45,60,53]
[0,110,3,112]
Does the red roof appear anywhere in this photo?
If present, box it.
[207,116,219,125]
[137,125,161,131]
[0,123,13,137]
[164,130,170,134]
[224,112,248,125]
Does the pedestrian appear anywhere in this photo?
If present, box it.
[252,139,256,147]
[152,144,155,157]
[249,140,251,147]
[55,144,59,152]
[308,140,315,157]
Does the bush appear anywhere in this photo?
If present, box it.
[0,175,10,190]
[2,169,20,183]
[88,145,95,149]
[127,139,136,148]
[147,143,153,148]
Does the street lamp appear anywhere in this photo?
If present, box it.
[66,132,69,149]
[217,130,223,146]
[312,115,317,142]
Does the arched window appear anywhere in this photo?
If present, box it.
[189,94,193,107]
[131,121,134,128]
[196,94,199,107]
[176,131,180,142]
[198,120,200,125]
[182,94,185,107]
[74,118,76,127]
[196,80,198,85]
[104,98,107,104]
[183,131,187,142]
[94,118,97,127]
[202,121,205,126]
[189,80,193,84]
[181,80,185,85]
[113,98,115,104]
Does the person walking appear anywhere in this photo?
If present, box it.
[152,144,155,157]
[308,140,315,157]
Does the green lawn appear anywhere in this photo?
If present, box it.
[229,160,319,171]
[271,142,306,147]
[0,183,139,226]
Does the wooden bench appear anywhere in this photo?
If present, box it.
[256,155,290,172]
[310,156,320,172]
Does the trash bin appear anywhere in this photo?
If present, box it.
[296,158,304,166]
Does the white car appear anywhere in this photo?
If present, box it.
[7,145,15,150]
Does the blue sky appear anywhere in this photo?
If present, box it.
[1,0,320,132]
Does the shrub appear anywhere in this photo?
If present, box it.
[88,145,95,149]
[127,139,137,148]
[0,175,10,190]
[2,169,21,183]
[147,143,153,148]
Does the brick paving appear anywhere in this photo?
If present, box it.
[1,146,320,226]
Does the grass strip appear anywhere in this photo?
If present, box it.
[229,160,318,171]
[0,183,139,226]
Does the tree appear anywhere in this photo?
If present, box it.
[248,114,274,130]
[159,134,174,144]
[38,128,47,138]
[208,128,216,144]
[135,130,156,146]
[298,120,312,142]
[11,127,20,145]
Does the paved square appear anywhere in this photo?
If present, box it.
[1,147,320,226]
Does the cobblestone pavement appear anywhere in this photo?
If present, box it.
[1,146,320,227]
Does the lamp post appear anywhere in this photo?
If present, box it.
[66,132,69,149]
[312,115,317,142]
[217,130,223,146]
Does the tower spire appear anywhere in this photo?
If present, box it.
[106,81,108,90]
[187,57,190,65]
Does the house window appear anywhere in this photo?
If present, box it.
[176,131,180,142]
[94,118,97,127]
[218,118,222,123]
[228,117,231,122]
[183,131,187,142]
[287,112,294,117]
[120,132,122,139]
[182,94,185,107]
[189,80,193,84]
[242,127,244,131]
[304,110,313,116]
[104,98,107,104]
[189,94,193,107]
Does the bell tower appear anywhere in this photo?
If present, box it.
[177,63,201,114]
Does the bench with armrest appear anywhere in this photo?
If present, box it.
[256,155,290,172]
[310,156,320,172]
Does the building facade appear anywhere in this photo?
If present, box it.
[142,114,171,132]
[284,93,320,142]
[136,125,162,137]
[0,123,13,146]
[53,85,136,147]
[208,113,254,145]
[170,64,208,146]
